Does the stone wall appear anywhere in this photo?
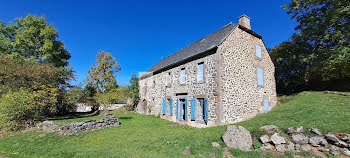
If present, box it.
[37,116,120,135]
[138,50,218,127]
[220,28,277,124]
[137,26,277,127]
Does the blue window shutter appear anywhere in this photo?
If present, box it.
[191,98,196,121]
[176,99,179,119]
[179,99,182,120]
[170,99,173,116]
[204,98,208,123]
[185,98,188,121]
[162,98,166,115]
[264,99,269,112]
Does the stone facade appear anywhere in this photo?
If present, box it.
[137,16,277,127]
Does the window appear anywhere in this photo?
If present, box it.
[263,99,269,112]
[256,45,262,58]
[166,72,171,87]
[197,63,204,83]
[180,68,186,84]
[197,98,205,121]
[257,68,264,86]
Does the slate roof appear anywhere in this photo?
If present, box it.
[141,23,239,79]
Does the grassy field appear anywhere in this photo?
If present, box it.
[0,91,349,158]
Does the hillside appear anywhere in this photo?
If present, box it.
[0,91,349,158]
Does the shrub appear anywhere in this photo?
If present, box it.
[0,89,31,131]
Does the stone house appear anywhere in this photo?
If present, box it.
[137,15,277,127]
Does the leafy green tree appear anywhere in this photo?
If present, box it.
[128,73,139,110]
[271,0,350,93]
[86,51,121,93]
[0,14,71,68]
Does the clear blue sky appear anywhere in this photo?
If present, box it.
[0,0,297,86]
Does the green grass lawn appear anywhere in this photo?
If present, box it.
[0,91,349,158]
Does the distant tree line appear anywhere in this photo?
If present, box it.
[270,0,349,94]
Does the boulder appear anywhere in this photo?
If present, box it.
[291,133,309,144]
[336,133,350,142]
[325,133,348,147]
[286,126,304,134]
[309,136,328,147]
[261,143,275,151]
[212,142,221,148]
[270,133,286,145]
[222,125,252,151]
[300,144,312,151]
[343,148,350,156]
[309,128,322,136]
[286,142,295,151]
[260,135,270,144]
[275,144,286,152]
[325,133,340,143]
[259,125,278,134]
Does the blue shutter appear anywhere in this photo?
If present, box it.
[184,98,188,121]
[191,98,196,121]
[162,98,166,115]
[176,99,179,119]
[264,99,269,112]
[179,99,182,120]
[170,99,173,116]
[204,98,208,123]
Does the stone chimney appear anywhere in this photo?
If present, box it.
[238,14,251,30]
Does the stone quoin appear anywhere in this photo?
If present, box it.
[136,14,277,127]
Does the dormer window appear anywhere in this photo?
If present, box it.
[256,45,262,58]
[180,68,186,84]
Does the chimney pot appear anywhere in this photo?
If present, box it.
[238,14,251,30]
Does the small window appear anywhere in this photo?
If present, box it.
[257,68,264,86]
[263,99,269,112]
[256,45,262,58]
[166,72,171,87]
[180,68,186,84]
[197,63,204,83]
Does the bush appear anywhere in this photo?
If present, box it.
[0,89,31,131]
[0,85,62,131]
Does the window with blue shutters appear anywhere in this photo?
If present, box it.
[191,98,196,121]
[170,99,173,116]
[257,68,264,86]
[264,99,269,112]
[162,98,166,115]
[204,98,208,123]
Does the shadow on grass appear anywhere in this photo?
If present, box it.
[47,110,101,121]
[119,117,133,120]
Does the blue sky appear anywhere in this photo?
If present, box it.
[0,0,297,86]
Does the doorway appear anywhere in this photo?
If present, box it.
[179,99,186,120]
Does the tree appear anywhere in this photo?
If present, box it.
[128,73,139,110]
[86,51,121,93]
[271,0,350,93]
[0,14,71,68]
